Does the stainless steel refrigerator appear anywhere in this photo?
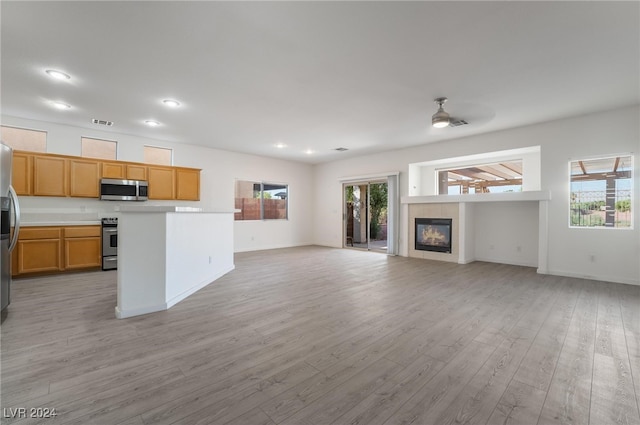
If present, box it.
[1,143,21,315]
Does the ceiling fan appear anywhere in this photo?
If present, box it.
[432,97,469,128]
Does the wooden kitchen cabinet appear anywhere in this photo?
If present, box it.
[126,164,147,180]
[33,155,67,197]
[175,168,201,201]
[12,225,101,276]
[15,227,63,275]
[69,158,100,197]
[13,150,200,201]
[64,226,101,270]
[147,166,175,199]
[11,151,32,195]
[101,161,126,179]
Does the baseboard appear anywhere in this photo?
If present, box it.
[116,264,236,319]
[234,243,314,253]
[473,256,538,268]
[165,265,235,309]
[544,268,639,286]
[115,304,165,319]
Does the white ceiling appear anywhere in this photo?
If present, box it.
[1,2,638,164]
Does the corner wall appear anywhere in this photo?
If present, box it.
[313,105,640,285]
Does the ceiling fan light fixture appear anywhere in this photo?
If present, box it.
[432,97,450,128]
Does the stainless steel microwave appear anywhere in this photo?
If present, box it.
[100,179,148,201]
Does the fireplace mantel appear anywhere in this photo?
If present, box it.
[401,190,550,205]
[404,191,550,275]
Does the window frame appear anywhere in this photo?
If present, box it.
[436,160,523,195]
[143,145,173,166]
[568,154,633,230]
[234,180,289,221]
[81,136,118,160]
[0,125,47,152]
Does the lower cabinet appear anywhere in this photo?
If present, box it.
[13,225,101,277]
[64,226,102,270]
[16,227,63,274]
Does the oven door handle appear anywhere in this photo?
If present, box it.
[103,228,118,233]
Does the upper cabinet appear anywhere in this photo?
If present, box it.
[176,168,200,201]
[33,155,67,197]
[147,166,175,200]
[69,158,100,197]
[12,150,200,201]
[101,161,126,179]
[12,151,32,195]
[126,164,147,181]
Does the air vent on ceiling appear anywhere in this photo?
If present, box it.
[449,119,468,127]
[92,119,114,126]
[334,147,349,151]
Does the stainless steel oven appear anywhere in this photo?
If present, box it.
[101,217,118,270]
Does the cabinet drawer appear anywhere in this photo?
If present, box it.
[19,227,62,240]
[64,226,101,238]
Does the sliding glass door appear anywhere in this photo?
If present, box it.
[343,181,388,252]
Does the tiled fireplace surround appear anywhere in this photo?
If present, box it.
[403,192,551,272]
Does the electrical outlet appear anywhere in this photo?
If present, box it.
[208,256,212,264]
[589,254,595,263]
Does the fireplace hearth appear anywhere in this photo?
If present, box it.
[415,218,452,253]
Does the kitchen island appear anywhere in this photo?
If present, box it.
[116,206,235,319]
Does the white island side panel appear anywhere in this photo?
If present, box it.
[117,213,168,318]
[165,213,235,306]
[116,210,235,319]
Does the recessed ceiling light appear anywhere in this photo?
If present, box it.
[275,143,286,149]
[144,120,160,127]
[51,101,71,109]
[45,69,71,80]
[162,99,180,108]
[304,149,314,155]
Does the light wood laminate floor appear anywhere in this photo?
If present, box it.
[1,246,639,425]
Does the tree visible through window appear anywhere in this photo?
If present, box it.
[570,155,633,228]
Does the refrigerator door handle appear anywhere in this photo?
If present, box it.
[8,185,20,252]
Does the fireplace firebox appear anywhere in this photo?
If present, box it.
[415,218,452,253]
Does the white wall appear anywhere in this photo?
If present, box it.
[473,202,539,267]
[313,105,640,285]
[1,115,315,252]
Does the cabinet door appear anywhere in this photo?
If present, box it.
[12,151,33,195]
[176,168,201,201]
[69,159,100,198]
[64,237,101,269]
[33,155,67,197]
[147,166,175,199]
[101,162,126,179]
[17,239,63,274]
[127,164,147,181]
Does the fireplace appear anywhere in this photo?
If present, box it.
[415,218,452,253]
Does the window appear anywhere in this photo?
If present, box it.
[81,137,117,160]
[437,160,522,194]
[144,145,172,165]
[0,125,47,152]
[570,155,632,228]
[235,180,288,220]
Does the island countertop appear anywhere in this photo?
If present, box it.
[117,205,238,213]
